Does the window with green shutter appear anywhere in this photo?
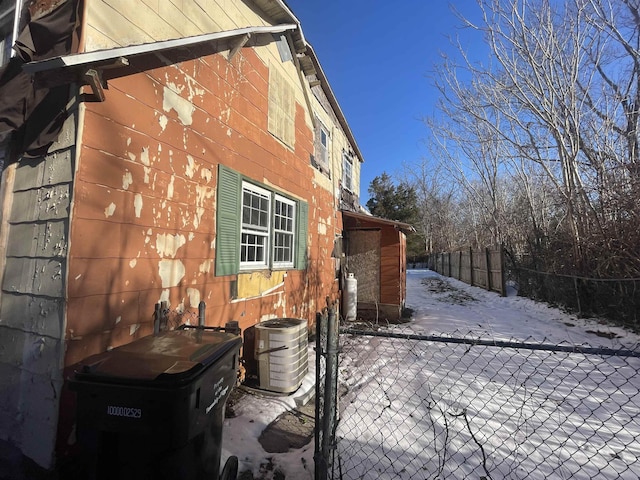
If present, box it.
[215,164,308,276]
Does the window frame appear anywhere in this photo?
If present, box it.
[216,165,308,276]
[240,182,272,271]
[311,117,331,177]
[342,151,353,192]
[272,195,296,269]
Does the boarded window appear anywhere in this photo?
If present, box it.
[268,65,295,147]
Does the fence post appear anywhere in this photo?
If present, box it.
[153,303,161,335]
[469,247,474,286]
[448,252,452,277]
[574,277,582,315]
[321,302,339,479]
[198,301,206,326]
[500,245,507,296]
[458,250,462,280]
[315,310,327,480]
[485,247,492,292]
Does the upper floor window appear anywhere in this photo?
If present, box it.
[342,151,353,192]
[268,65,295,147]
[311,118,331,176]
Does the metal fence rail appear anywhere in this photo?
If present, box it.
[317,326,640,480]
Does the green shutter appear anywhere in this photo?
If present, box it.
[215,165,241,276]
[295,201,308,270]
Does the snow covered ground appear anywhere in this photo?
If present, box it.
[222,269,640,479]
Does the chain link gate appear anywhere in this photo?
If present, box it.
[316,323,640,479]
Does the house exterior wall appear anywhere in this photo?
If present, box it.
[0,109,76,470]
[310,82,361,202]
[64,1,348,363]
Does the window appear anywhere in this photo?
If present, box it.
[241,183,271,269]
[273,196,296,268]
[268,65,295,147]
[320,128,329,165]
[342,151,353,191]
[312,118,330,175]
[216,165,308,276]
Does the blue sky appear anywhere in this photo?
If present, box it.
[284,1,484,203]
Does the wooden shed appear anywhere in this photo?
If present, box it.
[341,210,414,322]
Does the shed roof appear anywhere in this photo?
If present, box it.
[342,210,416,235]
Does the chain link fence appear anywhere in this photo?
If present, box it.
[153,300,205,332]
[316,323,640,479]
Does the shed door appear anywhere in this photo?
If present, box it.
[346,229,380,303]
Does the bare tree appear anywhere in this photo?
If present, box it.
[401,158,458,254]
[419,0,640,276]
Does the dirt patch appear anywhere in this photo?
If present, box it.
[586,330,621,339]
[258,401,314,453]
[421,277,453,294]
[229,387,315,479]
[238,458,285,480]
[421,278,477,305]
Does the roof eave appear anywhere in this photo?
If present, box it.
[342,210,416,235]
[22,24,298,74]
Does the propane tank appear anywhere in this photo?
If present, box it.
[343,273,358,321]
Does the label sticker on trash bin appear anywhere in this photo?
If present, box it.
[206,378,229,414]
[107,405,142,419]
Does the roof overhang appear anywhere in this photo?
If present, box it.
[19,0,366,164]
[22,24,297,99]
[342,210,416,235]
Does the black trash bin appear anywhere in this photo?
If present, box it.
[70,325,242,480]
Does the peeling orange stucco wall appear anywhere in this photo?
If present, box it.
[64,47,340,365]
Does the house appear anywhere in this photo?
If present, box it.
[0,0,364,473]
[342,210,414,322]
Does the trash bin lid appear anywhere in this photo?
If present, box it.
[74,329,241,386]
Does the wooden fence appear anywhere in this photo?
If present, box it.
[428,247,506,296]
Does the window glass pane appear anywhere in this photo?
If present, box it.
[343,153,353,191]
[273,196,295,268]
[241,182,271,269]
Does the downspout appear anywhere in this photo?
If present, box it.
[10,0,22,55]
[77,0,87,53]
